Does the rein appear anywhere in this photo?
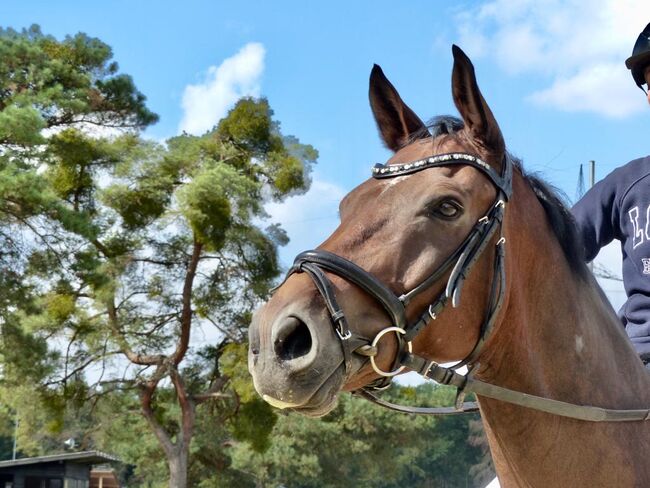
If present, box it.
[279,152,650,422]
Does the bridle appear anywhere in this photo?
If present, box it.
[285,152,511,372]
[276,152,650,422]
[281,151,510,402]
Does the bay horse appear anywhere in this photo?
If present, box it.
[248,45,650,487]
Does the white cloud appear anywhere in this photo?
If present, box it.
[528,63,643,118]
[178,42,265,135]
[456,0,650,117]
[264,179,347,266]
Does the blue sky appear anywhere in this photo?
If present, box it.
[5,0,650,307]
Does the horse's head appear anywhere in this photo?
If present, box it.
[249,46,511,416]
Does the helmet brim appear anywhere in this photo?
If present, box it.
[626,51,650,86]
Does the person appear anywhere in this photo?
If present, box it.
[572,22,650,367]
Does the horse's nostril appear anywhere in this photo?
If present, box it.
[275,317,313,361]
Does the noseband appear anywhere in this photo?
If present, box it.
[281,152,512,386]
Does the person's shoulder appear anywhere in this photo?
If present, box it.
[606,155,650,203]
[619,155,650,171]
[603,155,650,184]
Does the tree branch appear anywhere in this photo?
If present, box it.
[107,296,165,366]
[193,375,230,405]
[131,257,179,267]
[172,239,203,365]
[204,315,241,343]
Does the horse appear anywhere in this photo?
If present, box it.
[248,45,650,487]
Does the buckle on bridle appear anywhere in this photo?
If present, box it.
[428,304,438,320]
[336,328,352,340]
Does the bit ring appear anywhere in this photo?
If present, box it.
[369,327,413,377]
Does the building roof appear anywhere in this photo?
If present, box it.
[0,451,120,469]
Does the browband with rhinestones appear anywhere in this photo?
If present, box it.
[372,152,512,200]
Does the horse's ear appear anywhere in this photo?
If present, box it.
[369,64,428,152]
[451,45,505,160]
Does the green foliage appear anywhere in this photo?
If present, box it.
[0,384,68,457]
[0,24,320,487]
[230,383,493,488]
[219,343,257,403]
[0,24,157,135]
[44,291,76,323]
[0,105,45,145]
[0,23,497,488]
[229,398,277,453]
[215,98,317,199]
[100,139,173,230]
[94,393,170,487]
[219,343,277,453]
[1,316,56,385]
[177,168,233,250]
[46,128,130,212]
[216,97,278,155]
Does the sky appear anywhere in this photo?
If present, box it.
[5,0,649,308]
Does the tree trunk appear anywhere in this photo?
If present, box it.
[140,379,195,488]
[168,445,189,488]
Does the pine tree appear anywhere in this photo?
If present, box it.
[0,26,316,487]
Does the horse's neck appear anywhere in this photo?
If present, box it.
[476,181,650,487]
[481,265,649,404]
[480,185,650,404]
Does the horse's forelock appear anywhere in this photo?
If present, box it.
[403,115,464,146]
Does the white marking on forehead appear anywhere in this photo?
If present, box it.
[575,335,585,355]
[379,175,411,196]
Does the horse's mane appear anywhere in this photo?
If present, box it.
[411,116,589,280]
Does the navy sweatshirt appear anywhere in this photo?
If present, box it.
[572,156,650,359]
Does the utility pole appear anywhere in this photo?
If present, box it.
[588,160,595,273]
[12,413,18,460]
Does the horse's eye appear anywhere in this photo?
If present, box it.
[431,200,462,219]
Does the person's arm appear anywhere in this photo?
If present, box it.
[571,174,620,262]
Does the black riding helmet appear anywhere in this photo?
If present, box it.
[626,22,650,88]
